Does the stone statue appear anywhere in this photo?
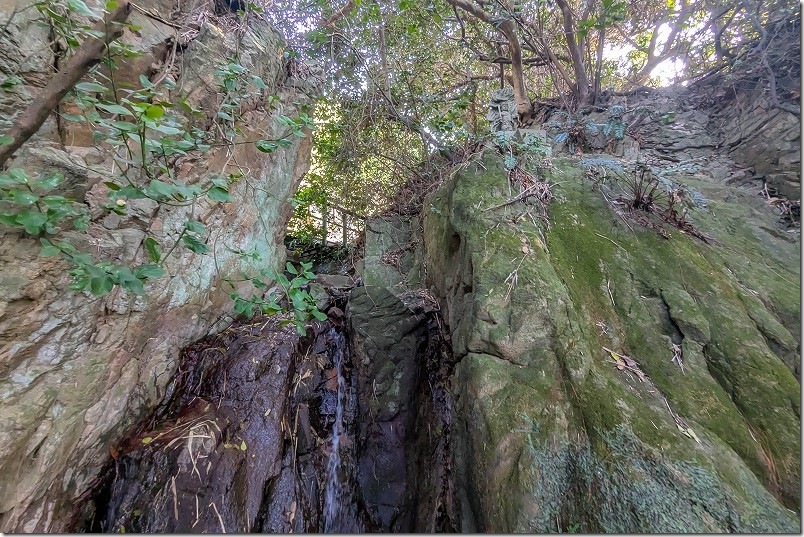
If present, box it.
[487,87,517,132]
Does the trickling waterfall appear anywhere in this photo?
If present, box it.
[323,328,347,533]
[71,287,458,534]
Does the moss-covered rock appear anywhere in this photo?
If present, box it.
[423,153,800,532]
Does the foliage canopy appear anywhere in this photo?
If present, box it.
[260,0,799,242]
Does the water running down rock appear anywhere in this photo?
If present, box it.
[72,283,458,533]
[323,328,347,533]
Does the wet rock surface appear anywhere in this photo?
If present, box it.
[72,281,458,533]
[75,318,305,533]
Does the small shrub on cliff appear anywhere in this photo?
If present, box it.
[226,261,327,335]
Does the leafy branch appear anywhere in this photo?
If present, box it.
[226,261,327,335]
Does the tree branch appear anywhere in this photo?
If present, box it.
[319,0,356,30]
[446,0,533,120]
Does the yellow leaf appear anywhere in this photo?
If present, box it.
[142,436,153,444]
[240,440,247,451]
[686,427,701,444]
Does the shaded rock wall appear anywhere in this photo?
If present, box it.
[76,313,356,534]
[422,153,800,532]
[75,275,456,533]
[0,2,317,532]
[347,223,458,532]
[720,92,800,198]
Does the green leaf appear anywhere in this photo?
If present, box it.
[185,219,205,235]
[34,174,62,191]
[295,322,307,336]
[96,102,132,116]
[286,262,298,275]
[144,237,162,263]
[16,210,48,234]
[278,273,293,288]
[234,298,254,318]
[74,81,108,93]
[2,170,31,187]
[144,104,164,119]
[0,134,13,146]
[145,179,176,199]
[112,120,139,132]
[261,303,281,315]
[133,263,165,279]
[11,189,38,205]
[115,266,145,295]
[90,275,114,295]
[118,185,147,199]
[312,309,327,321]
[152,124,182,135]
[207,186,232,202]
[40,239,61,257]
[255,140,278,153]
[61,113,84,122]
[68,0,97,16]
[182,234,209,254]
[252,75,266,89]
[69,281,90,292]
[104,181,121,191]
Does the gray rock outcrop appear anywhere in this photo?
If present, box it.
[0,2,319,531]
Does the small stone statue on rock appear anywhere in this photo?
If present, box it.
[488,87,517,132]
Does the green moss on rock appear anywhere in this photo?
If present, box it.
[422,152,801,532]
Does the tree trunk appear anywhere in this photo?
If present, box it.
[593,27,605,102]
[445,0,533,123]
[555,0,591,106]
[498,20,534,121]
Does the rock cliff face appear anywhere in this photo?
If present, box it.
[0,2,317,532]
[422,153,799,532]
[623,87,801,199]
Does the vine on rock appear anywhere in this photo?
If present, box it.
[0,0,323,326]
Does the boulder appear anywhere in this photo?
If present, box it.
[422,153,800,532]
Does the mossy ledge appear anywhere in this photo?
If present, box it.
[422,152,800,532]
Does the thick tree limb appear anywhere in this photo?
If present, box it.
[632,0,690,85]
[475,55,548,66]
[319,0,356,30]
[0,2,132,168]
[555,0,590,105]
[446,0,533,121]
[386,109,445,153]
[750,16,801,117]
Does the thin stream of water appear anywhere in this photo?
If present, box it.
[323,329,346,533]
